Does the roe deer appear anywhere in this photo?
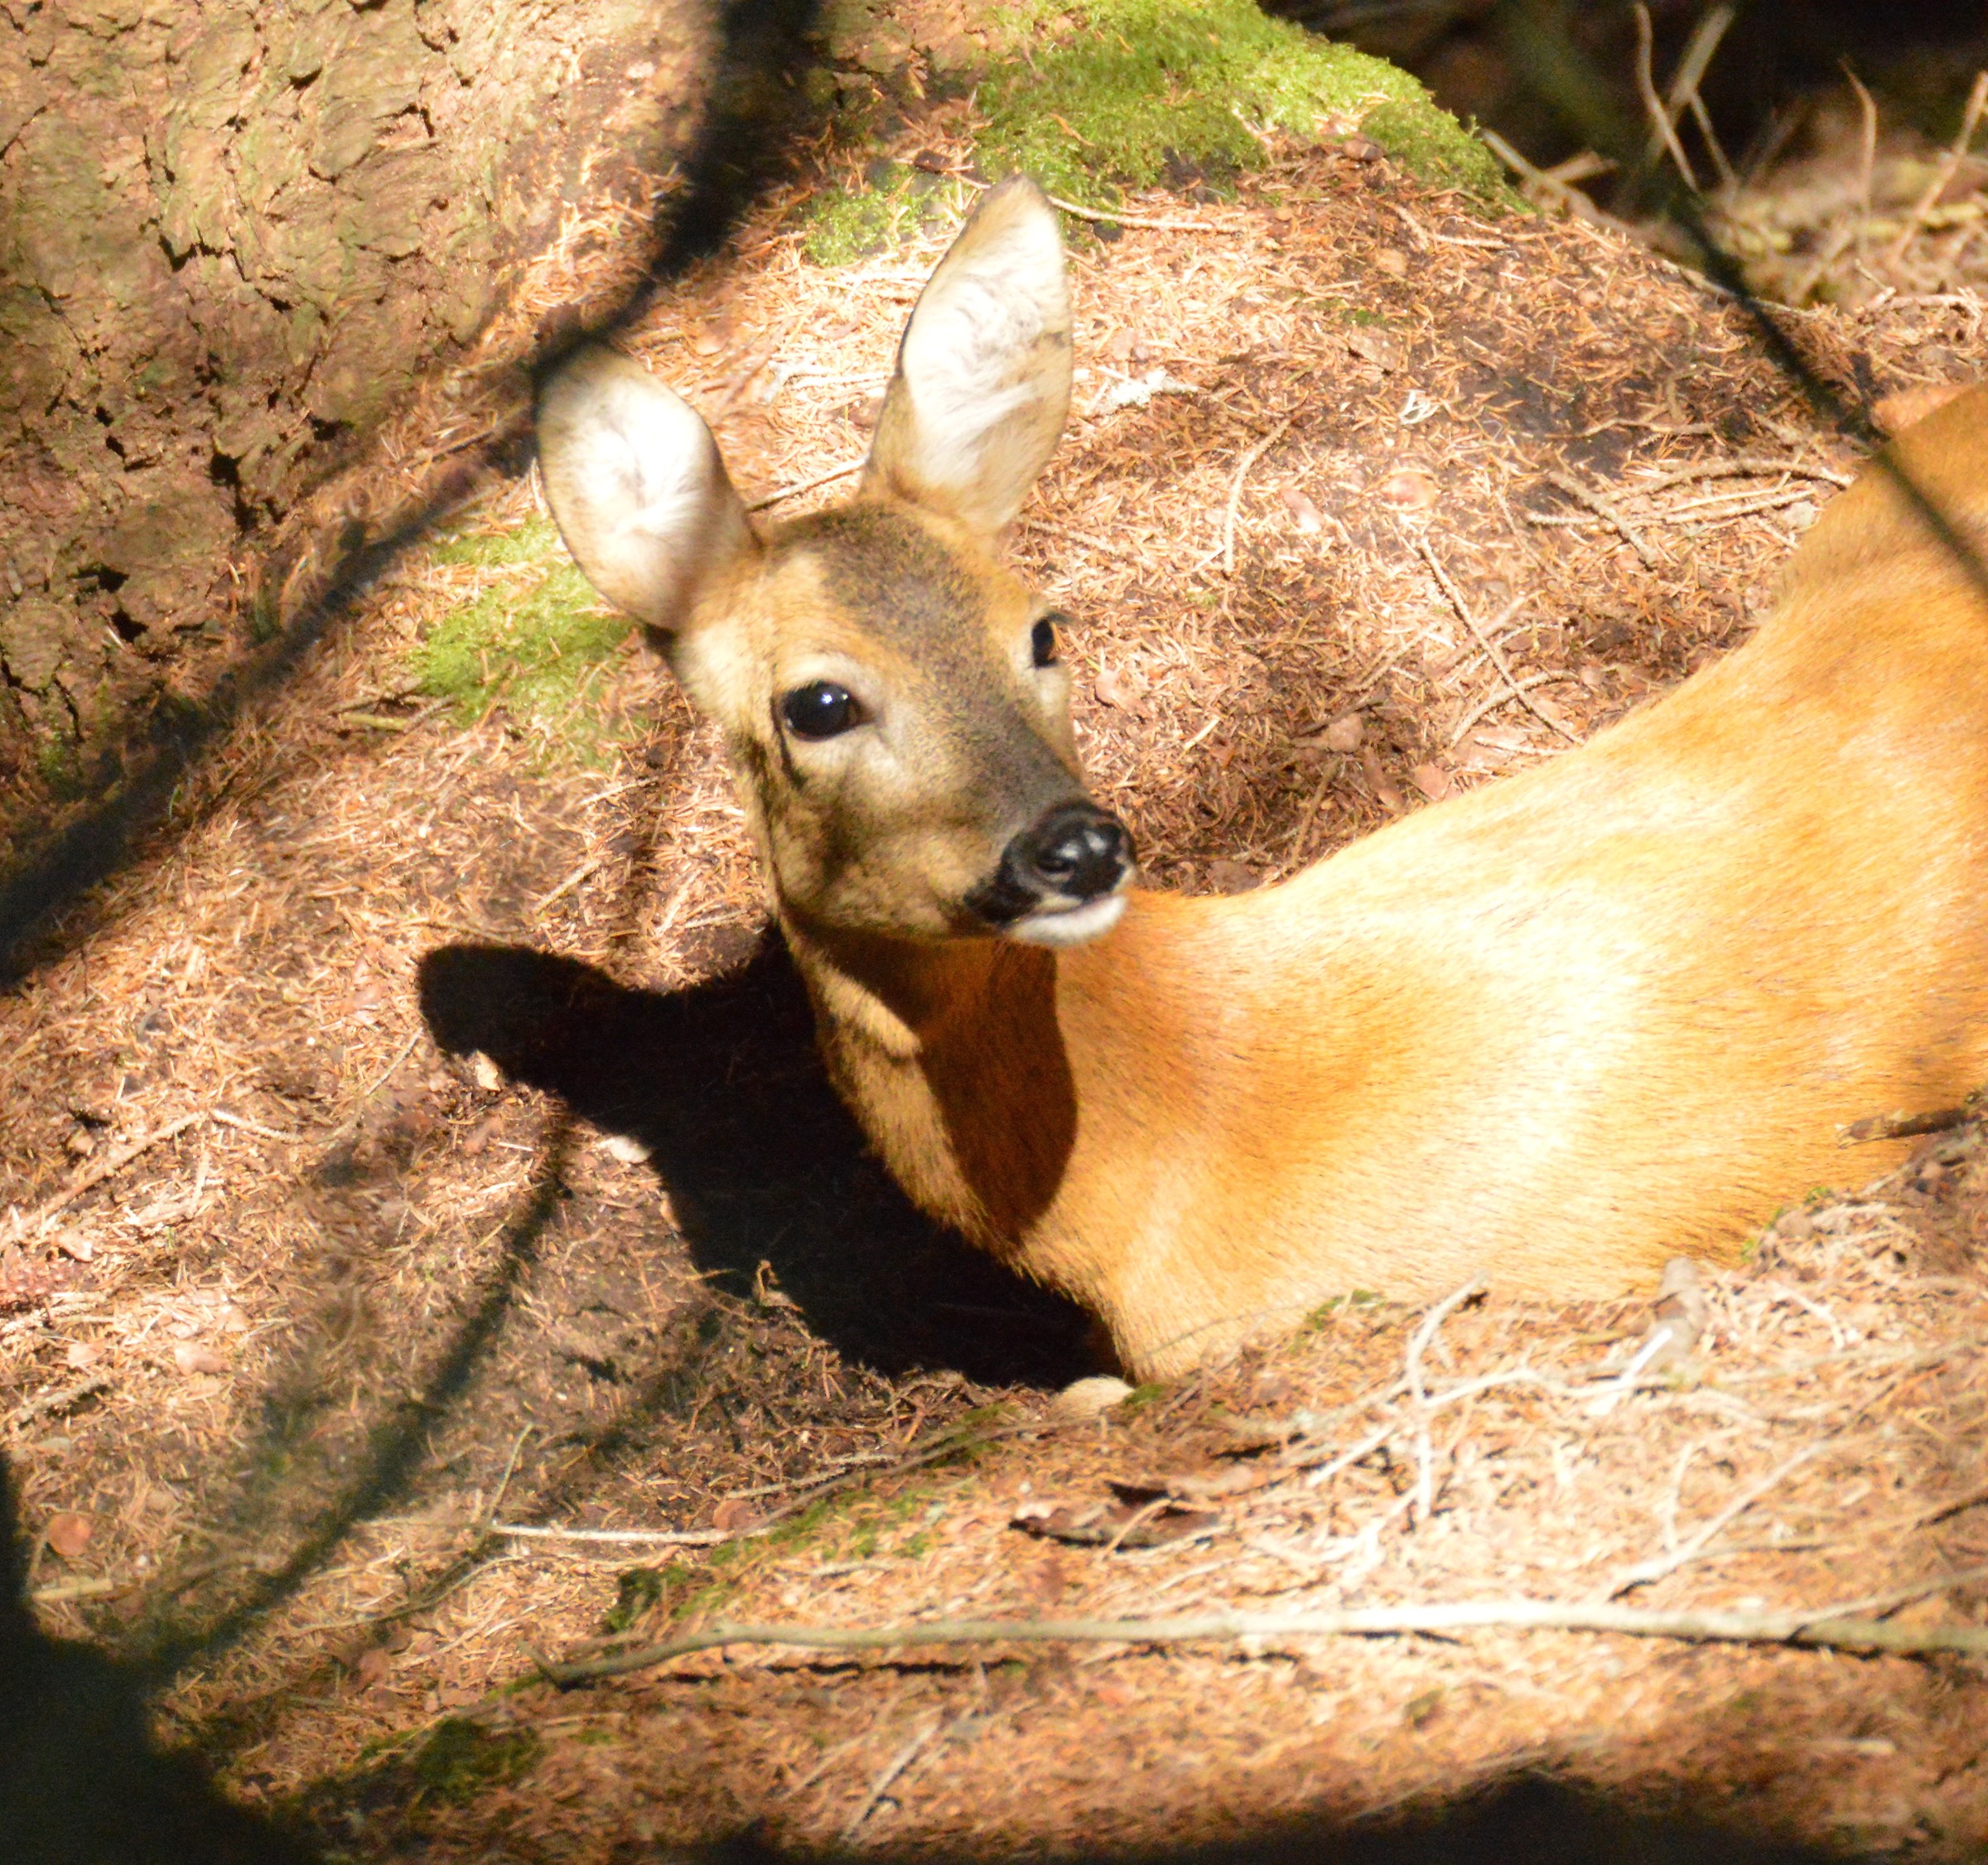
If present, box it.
[536,176,1988,1377]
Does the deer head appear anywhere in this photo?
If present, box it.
[536,177,1134,949]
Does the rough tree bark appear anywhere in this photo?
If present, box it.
[0,0,713,848]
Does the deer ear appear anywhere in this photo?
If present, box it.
[536,346,756,635]
[864,176,1071,538]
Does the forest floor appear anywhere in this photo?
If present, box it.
[7,126,1988,1862]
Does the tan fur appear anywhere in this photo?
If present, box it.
[536,182,1988,1378]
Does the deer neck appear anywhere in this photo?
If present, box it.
[779,911,1098,1278]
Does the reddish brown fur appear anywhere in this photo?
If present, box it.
[536,182,1988,1378]
[796,394,1988,1372]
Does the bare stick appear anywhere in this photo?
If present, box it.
[1606,1440,1827,1597]
[10,1372,112,1430]
[746,459,863,515]
[1664,7,1738,192]
[495,1522,738,1549]
[1633,457,1851,494]
[1845,64,1880,263]
[841,1715,943,1843]
[1885,72,1988,265]
[538,1589,1988,1685]
[1634,4,1699,193]
[209,1108,305,1143]
[1220,409,1303,574]
[1539,471,1662,568]
[1419,540,1579,745]
[26,1113,205,1234]
[322,1030,423,1148]
[1047,193,1244,234]
[1403,1278,1485,1524]
[1449,673,1571,749]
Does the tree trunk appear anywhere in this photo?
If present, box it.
[0,0,713,846]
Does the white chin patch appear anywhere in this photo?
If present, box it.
[1004,892,1127,949]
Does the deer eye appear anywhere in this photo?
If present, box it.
[1030,615,1061,668]
[779,681,864,740]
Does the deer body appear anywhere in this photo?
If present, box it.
[538,179,1988,1376]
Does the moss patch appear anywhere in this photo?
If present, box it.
[803,0,1505,262]
[411,1718,542,1806]
[411,517,633,766]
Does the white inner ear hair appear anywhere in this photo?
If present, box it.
[901,262,1061,488]
[602,394,721,553]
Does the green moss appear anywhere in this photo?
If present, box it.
[411,516,633,765]
[603,1566,671,1634]
[804,165,967,263]
[804,0,1507,263]
[411,1718,541,1806]
[1356,98,1504,198]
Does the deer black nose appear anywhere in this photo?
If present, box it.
[1011,803,1130,902]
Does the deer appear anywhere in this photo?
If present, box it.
[534,176,1988,1379]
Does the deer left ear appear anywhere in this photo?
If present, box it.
[863,176,1072,539]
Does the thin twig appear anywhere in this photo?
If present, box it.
[840,1715,943,1843]
[494,1522,738,1549]
[1220,408,1303,574]
[746,458,863,514]
[322,1030,423,1147]
[25,1113,205,1234]
[1450,672,1571,749]
[1402,1278,1485,1524]
[1633,4,1699,193]
[1632,456,1852,495]
[209,1108,305,1143]
[10,1372,111,1430]
[1045,194,1244,234]
[1418,540,1578,745]
[538,1587,1988,1686]
[1538,471,1662,567]
[1668,7,1738,193]
[1606,1441,1828,1598]
[1885,71,1988,266]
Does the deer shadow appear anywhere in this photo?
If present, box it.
[0,1457,315,1865]
[416,932,1094,1387]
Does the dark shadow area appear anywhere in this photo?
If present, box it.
[133,1139,569,1679]
[1277,0,1988,217]
[0,1455,318,1865]
[416,934,1096,1387]
[0,0,833,986]
[299,1751,1844,1863]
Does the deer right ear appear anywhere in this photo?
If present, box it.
[536,346,756,636]
[864,176,1071,539]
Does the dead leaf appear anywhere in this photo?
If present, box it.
[1346,328,1402,371]
[1360,747,1405,814]
[1374,249,1409,278]
[50,1230,94,1263]
[467,1051,504,1093]
[64,1341,101,1370]
[1322,713,1363,753]
[172,1341,228,1376]
[44,1512,93,1559]
[1280,486,1325,534]
[1094,666,1131,709]
[354,1646,393,1688]
[1013,1491,1222,1550]
[712,1497,763,1533]
[1411,763,1452,802]
[1375,467,1439,510]
[1206,859,1260,894]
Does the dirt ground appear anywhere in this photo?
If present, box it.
[7,130,1988,1860]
